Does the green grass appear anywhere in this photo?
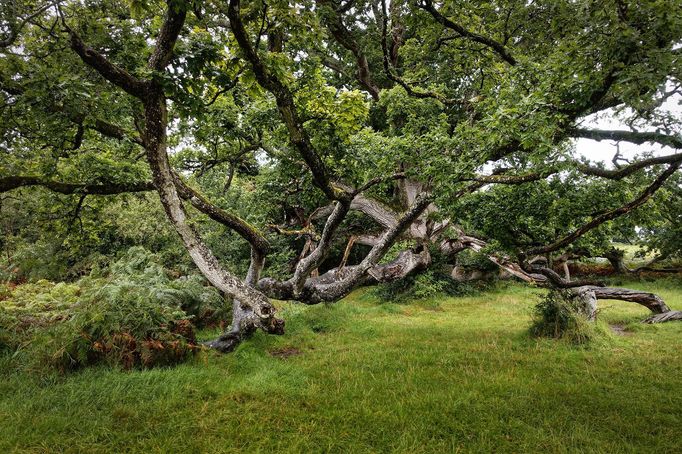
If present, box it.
[1,280,681,453]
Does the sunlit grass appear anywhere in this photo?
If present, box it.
[1,279,681,453]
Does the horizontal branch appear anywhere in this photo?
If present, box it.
[590,286,670,314]
[466,168,558,184]
[267,224,320,240]
[571,128,682,149]
[1,174,270,255]
[576,153,682,179]
[473,151,682,184]
[537,267,604,288]
[260,194,433,303]
[456,232,539,283]
[0,176,153,195]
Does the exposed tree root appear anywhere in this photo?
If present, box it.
[569,286,681,324]
[643,311,682,324]
[204,309,286,353]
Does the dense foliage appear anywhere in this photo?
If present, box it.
[0,248,228,372]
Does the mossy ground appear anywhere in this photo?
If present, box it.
[1,279,681,453]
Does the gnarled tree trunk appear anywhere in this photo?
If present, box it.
[144,92,284,350]
[569,286,680,324]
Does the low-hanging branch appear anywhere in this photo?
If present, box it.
[536,267,604,288]
[0,176,154,195]
[0,75,144,147]
[258,194,433,304]
[7,0,681,357]
[0,173,271,257]
[525,163,680,256]
[442,232,681,324]
[300,193,433,302]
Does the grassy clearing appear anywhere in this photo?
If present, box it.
[1,279,681,453]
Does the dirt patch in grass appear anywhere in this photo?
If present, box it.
[609,324,632,336]
[268,347,302,358]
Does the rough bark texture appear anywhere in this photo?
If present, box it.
[569,286,599,321]
[567,285,681,324]
[258,246,431,303]
[0,176,154,195]
[144,91,282,331]
[590,286,670,313]
[644,311,682,323]
[258,195,432,304]
[205,249,279,353]
[290,200,350,295]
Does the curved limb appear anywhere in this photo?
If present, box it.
[567,286,679,324]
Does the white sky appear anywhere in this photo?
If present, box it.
[574,92,681,164]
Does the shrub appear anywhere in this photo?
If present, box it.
[0,308,16,353]
[372,268,491,303]
[0,281,81,355]
[0,247,231,372]
[99,247,229,328]
[530,289,600,345]
[37,297,197,372]
[1,280,80,314]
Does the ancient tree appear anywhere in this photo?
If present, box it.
[2,0,681,350]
